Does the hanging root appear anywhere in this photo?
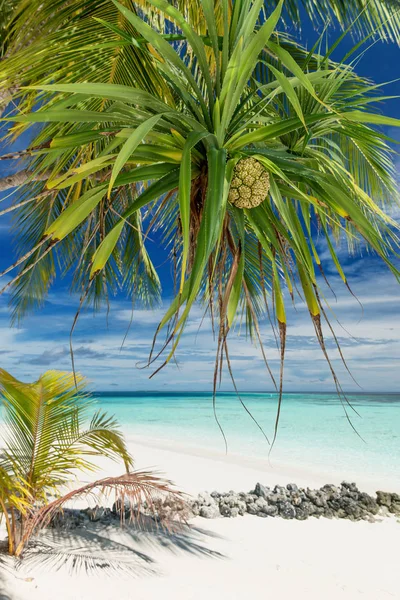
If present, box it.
[242,280,277,390]
[223,339,270,445]
[311,311,365,442]
[314,286,362,390]
[145,289,183,373]
[270,319,286,454]
[209,239,240,454]
[258,241,279,350]
[346,280,364,324]
[318,262,337,301]
[212,318,228,454]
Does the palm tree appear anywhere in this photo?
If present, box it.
[1,0,400,440]
[0,369,177,556]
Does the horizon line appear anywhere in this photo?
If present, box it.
[91,389,400,395]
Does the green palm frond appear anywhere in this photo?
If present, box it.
[2,0,168,97]
[0,0,18,55]
[274,0,400,42]
[0,369,133,494]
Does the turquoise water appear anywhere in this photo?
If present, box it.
[94,392,400,485]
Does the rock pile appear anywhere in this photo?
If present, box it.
[189,482,400,522]
[49,482,400,529]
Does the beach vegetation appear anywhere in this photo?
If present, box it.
[0,369,176,556]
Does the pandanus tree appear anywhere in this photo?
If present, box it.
[1,0,400,441]
[0,369,177,556]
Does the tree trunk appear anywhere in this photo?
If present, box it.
[0,169,50,192]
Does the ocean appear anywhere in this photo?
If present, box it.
[93,391,400,487]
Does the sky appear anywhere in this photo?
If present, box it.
[0,14,400,393]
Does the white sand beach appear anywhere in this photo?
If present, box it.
[1,437,399,600]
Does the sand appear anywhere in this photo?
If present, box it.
[1,437,399,600]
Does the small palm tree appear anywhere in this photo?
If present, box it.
[0,369,176,556]
[1,0,400,440]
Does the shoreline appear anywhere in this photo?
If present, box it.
[121,433,400,495]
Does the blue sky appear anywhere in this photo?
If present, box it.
[0,17,400,393]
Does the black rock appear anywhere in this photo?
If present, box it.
[345,491,360,501]
[279,502,296,519]
[225,494,240,507]
[341,481,359,494]
[341,497,363,519]
[268,492,287,505]
[327,499,342,512]
[321,484,341,501]
[274,485,288,496]
[50,508,85,529]
[358,492,379,515]
[389,503,400,515]
[305,489,327,507]
[220,505,233,517]
[254,482,270,499]
[255,497,269,511]
[294,507,309,520]
[260,504,278,517]
[237,501,247,516]
[313,506,325,517]
[286,483,299,493]
[376,491,392,507]
[245,494,258,504]
[247,503,258,515]
[298,501,315,518]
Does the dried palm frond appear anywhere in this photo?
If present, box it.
[19,470,184,558]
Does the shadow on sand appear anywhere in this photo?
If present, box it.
[1,517,226,592]
[1,544,18,600]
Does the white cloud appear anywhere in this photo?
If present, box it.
[0,255,399,392]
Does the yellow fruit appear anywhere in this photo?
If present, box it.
[228,157,270,209]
